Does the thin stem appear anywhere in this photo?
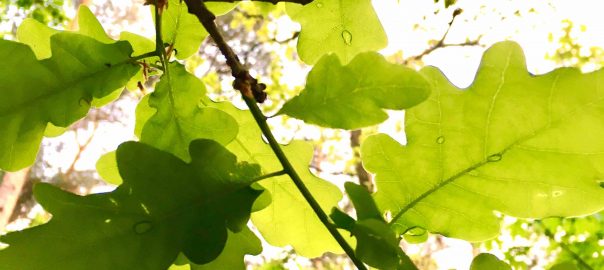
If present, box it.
[131,51,159,62]
[251,170,287,183]
[154,2,168,70]
[242,96,367,270]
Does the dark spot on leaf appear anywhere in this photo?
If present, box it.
[104,63,111,67]
[133,221,153,234]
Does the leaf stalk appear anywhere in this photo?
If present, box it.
[242,96,367,269]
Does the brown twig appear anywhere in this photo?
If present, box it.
[271,31,300,44]
[64,121,99,177]
[404,8,481,64]
[350,130,373,191]
[184,0,267,102]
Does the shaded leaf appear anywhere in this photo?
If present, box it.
[0,140,261,269]
[0,33,139,171]
[361,41,604,241]
[161,0,235,59]
[470,253,511,270]
[279,53,431,129]
[332,183,416,270]
[286,0,387,64]
[190,227,262,270]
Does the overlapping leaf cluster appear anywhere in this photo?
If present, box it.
[1,0,604,269]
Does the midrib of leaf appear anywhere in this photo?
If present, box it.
[389,72,604,225]
[0,56,134,117]
[159,67,188,146]
[169,4,185,44]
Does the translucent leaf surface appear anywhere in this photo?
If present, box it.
[161,0,235,59]
[96,151,122,185]
[139,63,238,161]
[361,41,604,241]
[286,0,387,64]
[212,102,344,257]
[279,53,431,129]
[16,5,146,108]
[17,6,113,59]
[76,5,113,43]
[0,140,262,269]
[0,33,139,171]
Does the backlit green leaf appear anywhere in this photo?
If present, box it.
[76,5,113,44]
[279,52,430,129]
[96,151,122,185]
[361,41,604,241]
[470,253,511,270]
[0,33,138,171]
[0,140,261,269]
[286,0,387,64]
[212,102,345,257]
[17,6,113,59]
[139,63,238,161]
[16,5,146,108]
[161,0,236,60]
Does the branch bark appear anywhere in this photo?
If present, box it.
[404,8,481,64]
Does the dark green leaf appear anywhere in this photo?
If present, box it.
[344,181,382,220]
[330,207,356,231]
[190,227,262,270]
[0,140,261,269]
[336,183,417,270]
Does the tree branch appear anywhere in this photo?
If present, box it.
[183,1,367,269]
[404,8,481,64]
[184,0,267,102]
[202,0,313,5]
